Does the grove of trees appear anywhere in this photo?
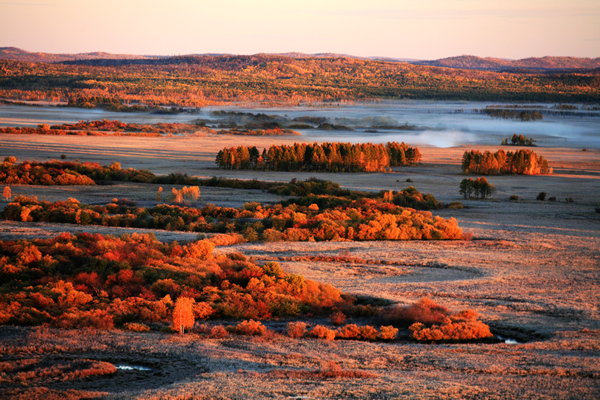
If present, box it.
[216,142,421,172]
[501,134,535,146]
[461,149,551,175]
[459,177,496,199]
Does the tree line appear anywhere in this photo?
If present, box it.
[216,142,421,172]
[482,108,543,121]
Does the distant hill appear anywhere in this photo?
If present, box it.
[276,52,417,62]
[0,47,162,63]
[411,55,600,72]
[1,50,598,105]
[2,47,595,72]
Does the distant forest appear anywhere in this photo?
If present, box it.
[1,54,599,108]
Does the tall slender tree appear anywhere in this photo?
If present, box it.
[172,296,195,335]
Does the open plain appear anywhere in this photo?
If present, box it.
[0,125,599,399]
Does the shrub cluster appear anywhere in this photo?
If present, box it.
[0,120,299,137]
[462,149,551,175]
[0,232,348,328]
[409,320,493,341]
[216,142,421,172]
[0,158,94,186]
[386,298,493,342]
[2,192,462,241]
[0,158,155,185]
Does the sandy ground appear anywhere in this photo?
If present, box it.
[1,133,599,399]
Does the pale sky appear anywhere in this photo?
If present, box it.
[0,0,598,59]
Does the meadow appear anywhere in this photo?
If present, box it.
[0,102,599,399]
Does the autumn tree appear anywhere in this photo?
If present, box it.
[459,179,473,199]
[459,177,495,199]
[2,186,10,201]
[172,296,195,334]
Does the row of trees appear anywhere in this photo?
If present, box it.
[461,149,551,175]
[216,142,421,172]
[482,108,544,121]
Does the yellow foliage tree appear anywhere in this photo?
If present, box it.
[3,186,11,201]
[172,296,195,334]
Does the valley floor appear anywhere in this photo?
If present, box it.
[1,133,599,399]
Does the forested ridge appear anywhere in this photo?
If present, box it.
[1,54,598,108]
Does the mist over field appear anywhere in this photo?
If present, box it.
[1,101,598,149]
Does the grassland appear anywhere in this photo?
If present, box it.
[1,131,599,399]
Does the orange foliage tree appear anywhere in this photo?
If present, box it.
[2,186,10,201]
[172,296,195,334]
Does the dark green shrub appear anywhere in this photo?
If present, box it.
[447,202,464,209]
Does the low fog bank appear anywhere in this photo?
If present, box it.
[1,101,598,149]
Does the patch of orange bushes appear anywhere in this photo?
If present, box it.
[388,297,493,342]
[409,320,493,341]
[0,158,155,186]
[0,232,349,329]
[2,192,463,241]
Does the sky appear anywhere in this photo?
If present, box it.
[0,0,598,60]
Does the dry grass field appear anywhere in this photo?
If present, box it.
[1,132,599,399]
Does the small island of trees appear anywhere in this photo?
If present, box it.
[501,134,535,146]
[459,177,496,199]
[216,142,421,172]
[482,108,543,121]
[462,149,551,175]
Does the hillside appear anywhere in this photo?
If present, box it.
[2,47,598,73]
[0,47,161,63]
[412,55,600,71]
[1,52,598,107]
